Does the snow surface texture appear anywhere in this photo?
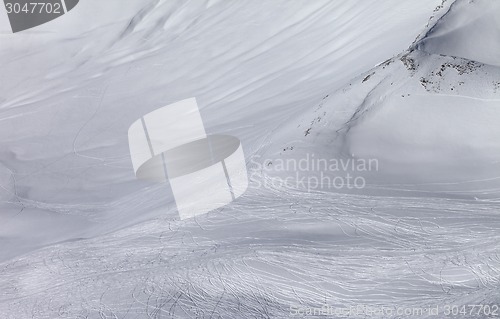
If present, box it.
[418,0,500,66]
[1,0,500,318]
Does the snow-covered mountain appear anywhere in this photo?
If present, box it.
[0,0,443,262]
[418,0,500,66]
[1,0,499,318]
[275,0,500,198]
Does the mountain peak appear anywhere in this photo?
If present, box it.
[417,0,500,66]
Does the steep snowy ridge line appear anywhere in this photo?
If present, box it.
[410,0,458,50]
[416,0,500,66]
[268,0,500,200]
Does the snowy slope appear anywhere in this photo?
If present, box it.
[0,0,443,261]
[1,0,500,318]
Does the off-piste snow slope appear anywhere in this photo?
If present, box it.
[278,0,500,198]
[1,0,500,318]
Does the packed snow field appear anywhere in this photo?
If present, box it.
[1,0,500,318]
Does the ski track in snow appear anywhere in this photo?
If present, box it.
[1,182,500,318]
